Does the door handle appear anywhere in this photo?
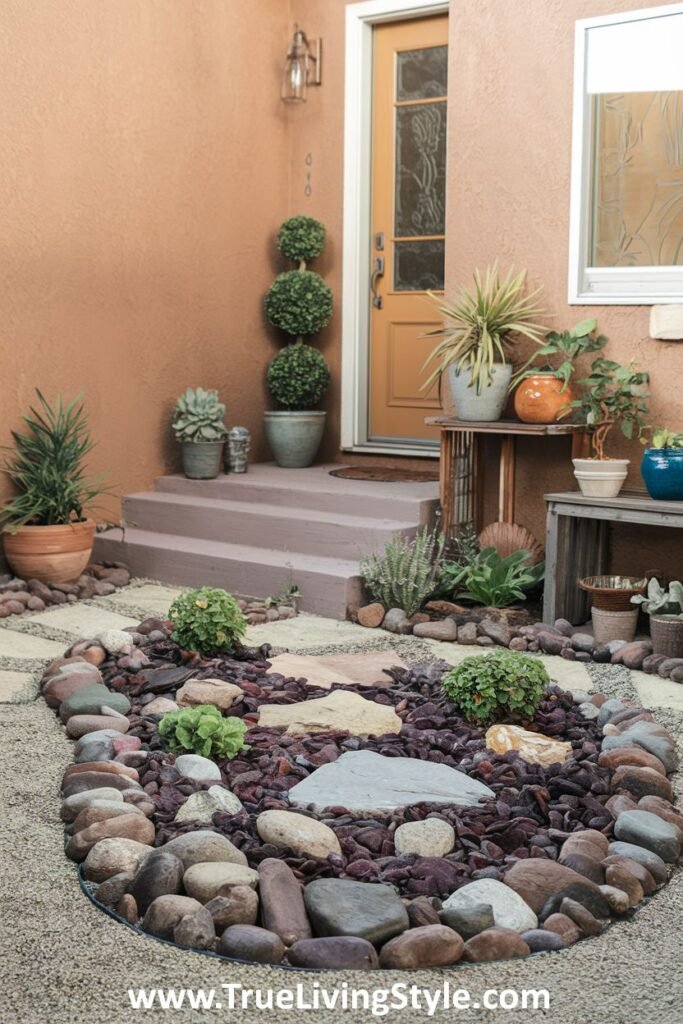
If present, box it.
[371,256,385,309]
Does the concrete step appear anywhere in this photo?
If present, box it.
[154,463,439,523]
[94,528,363,620]
[122,491,416,560]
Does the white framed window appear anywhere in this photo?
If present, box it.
[569,3,683,304]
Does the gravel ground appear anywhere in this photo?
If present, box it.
[2,672,682,1024]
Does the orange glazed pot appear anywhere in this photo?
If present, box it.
[3,519,96,584]
[514,375,575,424]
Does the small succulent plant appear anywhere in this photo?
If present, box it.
[631,578,683,618]
[172,388,227,443]
[159,704,249,760]
[169,586,247,655]
[442,649,549,725]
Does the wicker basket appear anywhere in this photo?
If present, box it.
[650,615,683,659]
[578,575,647,611]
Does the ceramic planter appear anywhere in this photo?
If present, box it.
[447,364,512,422]
[3,519,96,584]
[591,606,639,645]
[572,458,629,498]
[641,447,683,501]
[180,440,225,479]
[650,614,683,658]
[514,375,574,424]
[264,411,326,468]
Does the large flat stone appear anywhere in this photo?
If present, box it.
[631,669,683,713]
[103,584,182,616]
[0,669,35,702]
[288,749,494,814]
[247,614,370,651]
[0,629,66,660]
[266,650,403,689]
[258,689,401,737]
[26,606,138,637]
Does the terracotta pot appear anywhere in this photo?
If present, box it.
[514,375,574,423]
[3,519,96,583]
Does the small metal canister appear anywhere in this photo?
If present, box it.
[226,426,250,473]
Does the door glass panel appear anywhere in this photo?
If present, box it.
[394,239,445,291]
[396,45,448,101]
[395,102,447,236]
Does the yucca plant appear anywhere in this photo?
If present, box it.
[1,391,104,530]
[423,264,546,394]
[360,527,445,617]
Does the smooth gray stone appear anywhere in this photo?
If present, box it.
[607,842,669,884]
[304,879,409,946]
[440,902,494,941]
[613,810,682,863]
[60,684,130,720]
[598,698,627,729]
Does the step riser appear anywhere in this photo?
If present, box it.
[94,535,361,619]
[123,496,417,559]
[155,475,438,524]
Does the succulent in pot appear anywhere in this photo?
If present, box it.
[631,577,683,658]
[172,387,227,479]
[1,390,106,583]
[264,216,332,467]
[640,427,683,501]
[423,263,545,422]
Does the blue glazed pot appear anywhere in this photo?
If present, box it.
[641,447,683,500]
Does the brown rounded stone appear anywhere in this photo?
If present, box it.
[611,765,674,802]
[605,865,645,907]
[218,924,285,965]
[63,771,141,797]
[72,802,144,833]
[605,794,638,819]
[357,603,386,628]
[462,927,530,963]
[638,796,683,832]
[129,851,185,916]
[598,747,667,776]
[42,655,94,678]
[287,936,379,970]
[504,860,604,915]
[204,888,259,931]
[599,884,630,914]
[66,813,155,861]
[379,925,464,969]
[42,673,101,708]
[174,907,216,950]
[117,893,139,924]
[257,858,312,946]
[558,853,605,885]
[94,871,134,908]
[543,913,581,945]
[70,641,107,666]
[62,761,139,785]
[83,838,151,882]
[406,896,441,928]
[602,855,657,895]
[143,895,204,939]
[560,898,603,936]
[66,715,129,739]
[559,829,609,858]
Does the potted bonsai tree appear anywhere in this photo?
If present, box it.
[632,578,683,658]
[423,263,545,421]
[264,216,333,467]
[640,427,683,501]
[1,391,104,583]
[511,318,607,424]
[172,387,227,479]
[561,357,650,498]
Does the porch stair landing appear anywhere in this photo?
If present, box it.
[94,463,439,620]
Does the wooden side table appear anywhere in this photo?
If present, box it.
[426,417,588,537]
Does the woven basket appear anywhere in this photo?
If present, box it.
[650,615,683,659]
[578,575,647,611]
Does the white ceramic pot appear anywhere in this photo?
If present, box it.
[447,364,513,422]
[572,458,629,498]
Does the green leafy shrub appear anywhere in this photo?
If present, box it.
[172,388,226,443]
[159,704,249,760]
[360,527,445,617]
[169,587,246,656]
[268,342,330,410]
[265,270,333,337]
[438,547,545,607]
[277,216,325,265]
[442,649,549,724]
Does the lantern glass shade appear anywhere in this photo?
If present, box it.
[281,27,321,103]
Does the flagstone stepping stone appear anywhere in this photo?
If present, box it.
[288,749,494,814]
[442,879,537,932]
[175,678,243,710]
[160,830,247,869]
[485,724,571,767]
[258,690,401,738]
[613,809,682,863]
[58,684,131,722]
[183,862,259,902]
[394,819,455,858]
[174,754,222,782]
[174,786,243,824]
[267,650,403,689]
[304,878,409,945]
[256,810,341,859]
[82,837,152,882]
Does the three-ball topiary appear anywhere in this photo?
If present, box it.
[277,215,326,265]
[265,270,333,338]
[159,704,249,760]
[268,342,331,410]
[442,649,549,725]
[168,586,247,656]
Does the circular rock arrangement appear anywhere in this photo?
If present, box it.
[0,562,131,616]
[45,620,682,971]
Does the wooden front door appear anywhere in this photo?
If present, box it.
[368,14,448,446]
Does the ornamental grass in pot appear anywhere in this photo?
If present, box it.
[172,387,227,479]
[632,578,683,658]
[423,263,545,422]
[1,391,104,583]
[640,427,683,501]
[264,216,332,468]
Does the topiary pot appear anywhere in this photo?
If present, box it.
[180,440,225,479]
[264,411,326,468]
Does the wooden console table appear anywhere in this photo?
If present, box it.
[426,417,588,536]
[543,491,683,624]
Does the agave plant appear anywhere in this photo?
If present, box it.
[422,264,546,395]
[631,578,683,618]
[172,387,227,443]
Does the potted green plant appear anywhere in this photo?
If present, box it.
[264,216,333,467]
[1,391,104,583]
[172,387,227,479]
[511,318,607,423]
[632,578,683,658]
[640,427,683,501]
[423,263,545,422]
[560,357,650,498]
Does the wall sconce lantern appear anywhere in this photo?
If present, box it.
[281,25,322,103]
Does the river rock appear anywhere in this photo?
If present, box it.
[72,801,144,833]
[66,813,155,860]
[604,722,678,772]
[442,879,536,932]
[578,702,600,721]
[63,760,139,784]
[256,810,341,859]
[607,842,669,884]
[484,725,571,767]
[440,902,494,940]
[407,897,441,928]
[288,750,494,814]
[413,619,458,642]
[357,603,386,629]
[638,795,683,831]
[304,878,409,945]
[606,794,638,819]
[174,906,216,949]
[612,641,652,670]
[128,851,185,915]
[604,865,644,907]
[96,628,135,654]
[597,698,629,728]
[602,855,657,894]
[558,853,604,886]
[144,697,179,716]
[611,765,673,802]
[598,747,667,775]
[218,924,285,964]
[504,860,605,915]
[613,809,682,862]
[462,927,530,962]
[174,754,222,782]
[288,936,379,970]
[543,913,581,945]
[259,689,401,738]
[599,884,630,914]
[176,678,243,710]
[83,837,152,882]
[183,862,259,902]
[379,924,464,969]
[66,714,130,738]
[559,829,609,860]
[383,608,410,634]
[142,895,204,938]
[94,871,134,908]
[43,671,102,707]
[560,898,603,936]
[160,830,247,869]
[520,928,567,952]
[61,788,124,822]
[174,786,243,823]
[258,858,312,946]
[205,888,259,931]
[394,819,455,858]
[59,685,130,722]
[62,771,141,797]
